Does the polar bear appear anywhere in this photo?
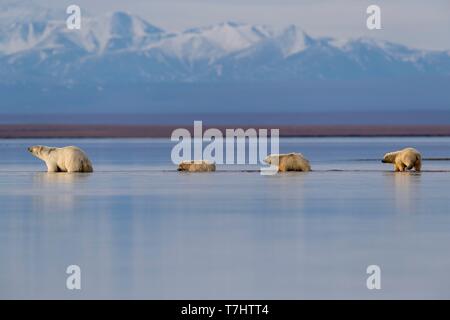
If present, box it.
[264,153,311,172]
[382,147,422,172]
[28,145,93,173]
[178,160,216,172]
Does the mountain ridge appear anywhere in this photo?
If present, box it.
[1,6,449,114]
[1,9,450,85]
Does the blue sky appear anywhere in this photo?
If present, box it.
[33,0,450,50]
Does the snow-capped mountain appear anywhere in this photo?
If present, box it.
[0,4,449,114]
[1,7,450,86]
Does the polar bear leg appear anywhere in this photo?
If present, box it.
[395,160,405,172]
[66,161,83,173]
[394,158,403,172]
[66,165,80,173]
[45,162,59,173]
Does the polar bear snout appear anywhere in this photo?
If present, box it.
[28,146,41,155]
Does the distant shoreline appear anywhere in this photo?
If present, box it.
[2,124,450,138]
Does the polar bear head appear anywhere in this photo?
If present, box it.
[382,152,397,163]
[178,160,194,171]
[264,154,284,166]
[28,145,52,160]
[263,154,279,165]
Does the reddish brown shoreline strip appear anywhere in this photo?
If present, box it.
[2,124,450,138]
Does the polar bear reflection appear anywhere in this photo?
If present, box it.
[32,172,91,212]
[385,172,421,215]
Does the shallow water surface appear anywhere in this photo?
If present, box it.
[1,137,450,299]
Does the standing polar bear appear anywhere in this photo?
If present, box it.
[28,146,93,173]
[382,147,422,172]
[264,153,311,172]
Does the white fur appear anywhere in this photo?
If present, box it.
[28,145,93,173]
[264,152,311,172]
[382,147,422,172]
[178,160,216,172]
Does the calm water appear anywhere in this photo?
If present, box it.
[1,137,450,299]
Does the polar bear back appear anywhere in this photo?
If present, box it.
[55,146,93,173]
[399,147,421,161]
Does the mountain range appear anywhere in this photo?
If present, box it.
[2,8,450,85]
[1,3,449,114]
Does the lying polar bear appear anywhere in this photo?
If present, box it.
[178,160,216,172]
[28,145,93,173]
[382,147,422,172]
[264,153,311,172]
